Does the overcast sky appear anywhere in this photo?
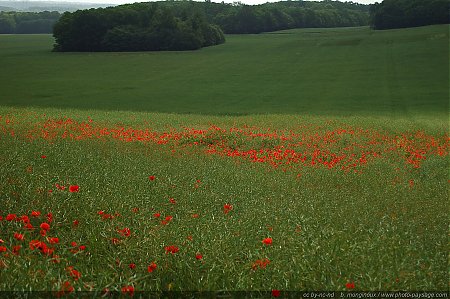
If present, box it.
[43,0,377,5]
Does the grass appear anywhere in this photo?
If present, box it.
[0,25,448,116]
[0,25,448,295]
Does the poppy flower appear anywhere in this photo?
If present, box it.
[78,245,86,251]
[68,267,81,280]
[118,227,131,237]
[46,213,53,223]
[6,214,16,221]
[164,245,179,254]
[70,241,77,247]
[31,211,41,217]
[40,222,50,231]
[153,213,161,218]
[129,263,136,270]
[192,213,200,218]
[111,238,120,245]
[147,262,157,273]
[132,208,139,213]
[195,253,203,260]
[14,233,24,241]
[69,185,79,193]
[262,238,272,245]
[223,204,233,214]
[169,198,176,204]
[272,290,281,297]
[20,215,30,223]
[149,176,155,181]
[121,285,134,296]
[47,237,59,244]
[72,220,79,227]
[12,245,21,255]
[24,223,34,230]
[41,155,47,159]
[346,282,355,289]
[0,246,6,252]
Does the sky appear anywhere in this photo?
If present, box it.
[32,0,377,5]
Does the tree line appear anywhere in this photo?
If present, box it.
[369,0,450,30]
[0,11,60,34]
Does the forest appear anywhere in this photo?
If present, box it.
[0,11,60,33]
[369,0,450,29]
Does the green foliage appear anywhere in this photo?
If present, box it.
[0,11,60,34]
[53,4,225,52]
[370,0,450,30]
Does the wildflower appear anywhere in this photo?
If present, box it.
[48,237,59,244]
[40,222,50,231]
[58,281,74,296]
[118,227,131,237]
[111,238,120,245]
[147,262,157,273]
[6,214,16,221]
[70,241,77,247]
[272,290,281,297]
[31,211,41,217]
[72,220,79,227]
[223,204,233,214]
[192,213,200,218]
[67,266,81,280]
[12,245,21,255]
[164,245,179,254]
[132,208,139,213]
[149,176,155,181]
[78,245,86,251]
[129,263,136,270]
[40,229,47,237]
[153,213,161,218]
[41,155,47,159]
[165,216,173,221]
[346,282,355,289]
[0,246,7,252]
[20,215,30,223]
[169,198,176,204]
[46,213,53,223]
[24,223,34,230]
[14,233,24,241]
[69,185,79,193]
[121,285,134,296]
[195,253,203,260]
[97,210,104,215]
[252,258,270,270]
[262,238,272,245]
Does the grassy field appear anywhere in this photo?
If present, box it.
[0,25,448,295]
[0,25,448,116]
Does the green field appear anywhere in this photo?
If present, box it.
[0,25,448,116]
[0,25,448,295]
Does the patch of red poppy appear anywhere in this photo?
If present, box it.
[40,222,50,231]
[252,258,270,270]
[346,282,355,289]
[69,185,79,193]
[6,214,16,221]
[72,220,79,227]
[12,245,21,255]
[164,245,179,254]
[47,237,59,244]
[153,213,161,218]
[272,290,281,297]
[147,262,157,273]
[195,253,203,260]
[0,246,7,252]
[14,233,24,241]
[121,285,134,296]
[262,238,272,245]
[149,176,155,181]
[118,227,131,237]
[223,204,233,214]
[31,211,41,217]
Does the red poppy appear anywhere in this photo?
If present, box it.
[12,245,21,255]
[68,267,81,280]
[72,220,79,227]
[252,258,270,270]
[70,241,77,247]
[346,282,355,289]
[195,253,203,260]
[121,285,134,296]
[40,222,50,231]
[169,198,176,204]
[48,237,59,244]
[111,238,120,245]
[164,245,179,254]
[262,238,272,245]
[223,204,233,214]
[165,216,173,221]
[40,229,47,237]
[59,281,74,295]
[31,211,41,217]
[0,246,6,252]
[131,208,139,213]
[24,223,34,230]
[153,213,161,218]
[79,245,86,251]
[129,263,136,270]
[69,185,79,193]
[147,262,157,273]
[149,176,155,181]
[14,233,24,241]
[6,214,16,221]
[97,210,104,215]
[272,290,281,297]
[46,213,53,223]
[41,155,47,159]
[118,227,131,237]
[192,213,200,218]
[20,215,30,223]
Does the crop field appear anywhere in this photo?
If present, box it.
[0,25,448,296]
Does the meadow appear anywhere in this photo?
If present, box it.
[0,25,448,296]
